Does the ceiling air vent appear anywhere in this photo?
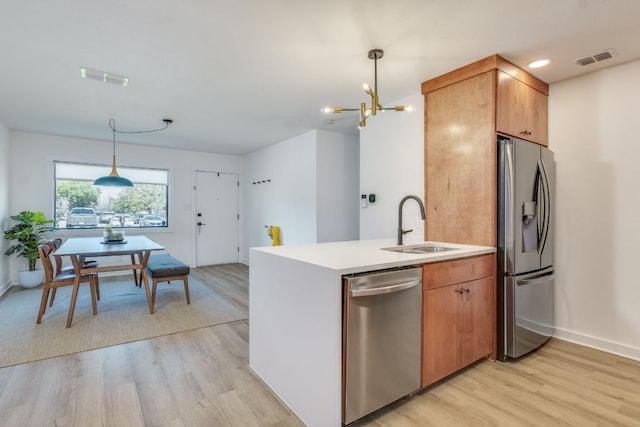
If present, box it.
[575,49,616,66]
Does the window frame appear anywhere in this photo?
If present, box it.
[53,160,170,231]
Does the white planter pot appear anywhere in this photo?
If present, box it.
[18,269,44,288]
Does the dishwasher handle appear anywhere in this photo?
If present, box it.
[350,279,422,297]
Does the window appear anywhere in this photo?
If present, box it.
[54,161,169,229]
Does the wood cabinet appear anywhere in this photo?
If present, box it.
[422,54,549,247]
[424,71,496,246]
[422,254,494,387]
[496,70,548,146]
[418,54,547,388]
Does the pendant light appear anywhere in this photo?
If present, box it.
[93,118,173,187]
[321,49,414,129]
[93,119,133,187]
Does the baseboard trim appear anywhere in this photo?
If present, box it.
[555,327,640,362]
[0,279,12,298]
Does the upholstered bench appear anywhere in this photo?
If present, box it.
[145,254,191,310]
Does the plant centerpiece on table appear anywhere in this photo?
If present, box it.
[3,210,54,288]
[103,225,125,242]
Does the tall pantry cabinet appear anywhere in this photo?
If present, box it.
[420,55,549,384]
[421,54,549,247]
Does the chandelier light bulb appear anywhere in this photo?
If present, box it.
[393,105,416,112]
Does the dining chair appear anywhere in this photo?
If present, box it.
[37,243,98,324]
[48,238,101,306]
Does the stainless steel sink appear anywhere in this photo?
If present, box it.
[382,244,458,254]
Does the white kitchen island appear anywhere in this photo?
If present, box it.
[249,239,495,427]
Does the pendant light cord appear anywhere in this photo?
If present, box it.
[108,118,172,134]
[108,118,173,159]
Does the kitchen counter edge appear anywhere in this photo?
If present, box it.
[250,239,496,275]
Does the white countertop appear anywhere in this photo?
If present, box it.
[251,238,495,275]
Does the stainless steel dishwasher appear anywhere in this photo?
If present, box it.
[343,266,422,425]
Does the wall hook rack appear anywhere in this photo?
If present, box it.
[252,179,272,185]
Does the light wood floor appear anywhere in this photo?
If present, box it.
[1,264,639,426]
[355,339,640,426]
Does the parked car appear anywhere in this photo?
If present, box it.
[140,215,165,227]
[111,214,136,227]
[66,207,98,228]
[99,211,115,224]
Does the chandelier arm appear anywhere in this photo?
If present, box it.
[325,107,360,112]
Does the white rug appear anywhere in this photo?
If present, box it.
[0,275,246,368]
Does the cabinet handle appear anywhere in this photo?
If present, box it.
[520,130,532,136]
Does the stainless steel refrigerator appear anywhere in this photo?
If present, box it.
[498,136,555,361]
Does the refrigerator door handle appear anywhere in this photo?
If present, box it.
[502,139,516,273]
[517,271,555,285]
[537,158,551,255]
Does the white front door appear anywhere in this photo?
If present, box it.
[195,171,239,266]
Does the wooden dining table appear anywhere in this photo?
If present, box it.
[54,235,165,327]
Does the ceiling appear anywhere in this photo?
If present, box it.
[1,0,639,156]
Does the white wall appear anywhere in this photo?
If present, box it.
[359,93,425,244]
[243,129,360,262]
[0,121,10,294]
[8,131,243,285]
[316,131,359,243]
[550,58,640,360]
[243,130,318,257]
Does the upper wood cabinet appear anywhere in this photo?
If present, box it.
[496,71,549,146]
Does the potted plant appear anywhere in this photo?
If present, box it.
[3,211,54,288]
[103,224,125,242]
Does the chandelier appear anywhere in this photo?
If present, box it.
[321,49,414,129]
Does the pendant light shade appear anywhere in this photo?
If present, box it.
[93,119,133,187]
[93,155,134,187]
[94,174,134,187]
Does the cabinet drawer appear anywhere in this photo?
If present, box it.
[423,254,494,290]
